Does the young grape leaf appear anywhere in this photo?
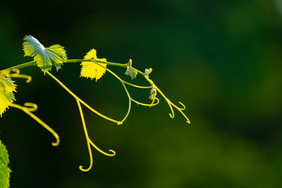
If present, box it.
[0,140,11,188]
[0,78,16,116]
[125,59,138,80]
[23,35,67,72]
[80,49,107,81]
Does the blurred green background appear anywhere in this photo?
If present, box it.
[1,0,282,187]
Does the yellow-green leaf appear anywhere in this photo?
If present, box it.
[125,59,138,80]
[0,78,16,116]
[0,140,11,188]
[23,35,67,72]
[80,49,107,81]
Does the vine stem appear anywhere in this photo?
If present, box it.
[1,58,191,124]
[67,59,127,68]
[0,59,126,72]
[1,61,36,71]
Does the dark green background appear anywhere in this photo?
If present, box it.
[1,0,282,187]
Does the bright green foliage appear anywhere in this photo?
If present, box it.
[125,59,138,79]
[0,77,16,116]
[23,35,67,72]
[0,140,11,188]
[80,49,107,81]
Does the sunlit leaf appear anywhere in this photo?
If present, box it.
[0,78,16,116]
[80,49,107,81]
[23,35,67,72]
[0,140,11,188]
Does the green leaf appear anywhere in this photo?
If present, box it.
[0,140,11,188]
[0,78,16,116]
[125,59,138,80]
[23,35,67,72]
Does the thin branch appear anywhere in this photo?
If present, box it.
[46,71,122,125]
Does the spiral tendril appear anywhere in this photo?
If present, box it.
[24,102,38,112]
[1,68,32,83]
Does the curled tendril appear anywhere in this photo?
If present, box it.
[76,99,115,172]
[89,140,116,157]
[23,102,38,112]
[162,93,191,123]
[144,76,191,124]
[168,103,175,118]
[171,102,191,124]
[9,102,60,146]
[1,68,32,83]
[177,101,186,110]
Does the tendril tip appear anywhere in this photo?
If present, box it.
[108,149,116,156]
[51,138,60,146]
[79,165,91,172]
